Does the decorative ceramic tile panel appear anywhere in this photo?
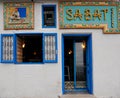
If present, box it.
[4,3,34,30]
[59,1,120,34]
[118,4,120,29]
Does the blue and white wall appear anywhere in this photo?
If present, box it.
[0,1,61,98]
[0,1,120,98]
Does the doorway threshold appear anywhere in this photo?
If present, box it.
[64,90,88,94]
[59,93,96,98]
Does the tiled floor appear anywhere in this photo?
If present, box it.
[65,81,86,90]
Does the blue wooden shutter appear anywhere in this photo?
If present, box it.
[43,33,57,63]
[1,34,14,63]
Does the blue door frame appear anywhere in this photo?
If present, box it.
[62,34,93,94]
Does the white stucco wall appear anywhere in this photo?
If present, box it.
[0,1,120,98]
[0,2,62,98]
[92,32,120,98]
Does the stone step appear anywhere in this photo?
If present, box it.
[59,94,96,98]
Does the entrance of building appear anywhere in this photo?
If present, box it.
[62,34,93,94]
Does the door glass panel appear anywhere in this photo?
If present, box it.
[75,42,86,88]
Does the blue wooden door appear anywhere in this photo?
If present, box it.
[62,34,93,94]
[86,35,93,94]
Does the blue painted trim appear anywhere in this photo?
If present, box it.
[1,34,14,63]
[89,35,93,94]
[56,33,58,63]
[15,32,42,35]
[62,34,91,37]
[43,33,58,63]
[42,5,44,28]
[42,33,45,63]
[13,34,16,64]
[42,4,56,28]
[62,34,93,94]
[14,34,17,64]
[15,62,44,64]
[86,34,93,94]
[62,34,65,94]
[0,34,1,63]
[86,40,89,91]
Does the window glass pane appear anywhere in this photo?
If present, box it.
[43,5,56,27]
[75,42,86,88]
[2,35,14,62]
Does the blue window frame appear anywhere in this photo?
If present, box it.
[42,5,56,28]
[1,34,14,63]
[1,33,57,64]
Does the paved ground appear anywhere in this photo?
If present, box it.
[59,94,96,98]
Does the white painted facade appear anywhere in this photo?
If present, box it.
[0,1,120,98]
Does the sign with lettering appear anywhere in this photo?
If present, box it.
[59,2,120,34]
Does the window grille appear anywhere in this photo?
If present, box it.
[2,35,14,62]
[44,34,57,62]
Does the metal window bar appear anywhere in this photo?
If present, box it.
[44,35,56,61]
[2,36,13,61]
